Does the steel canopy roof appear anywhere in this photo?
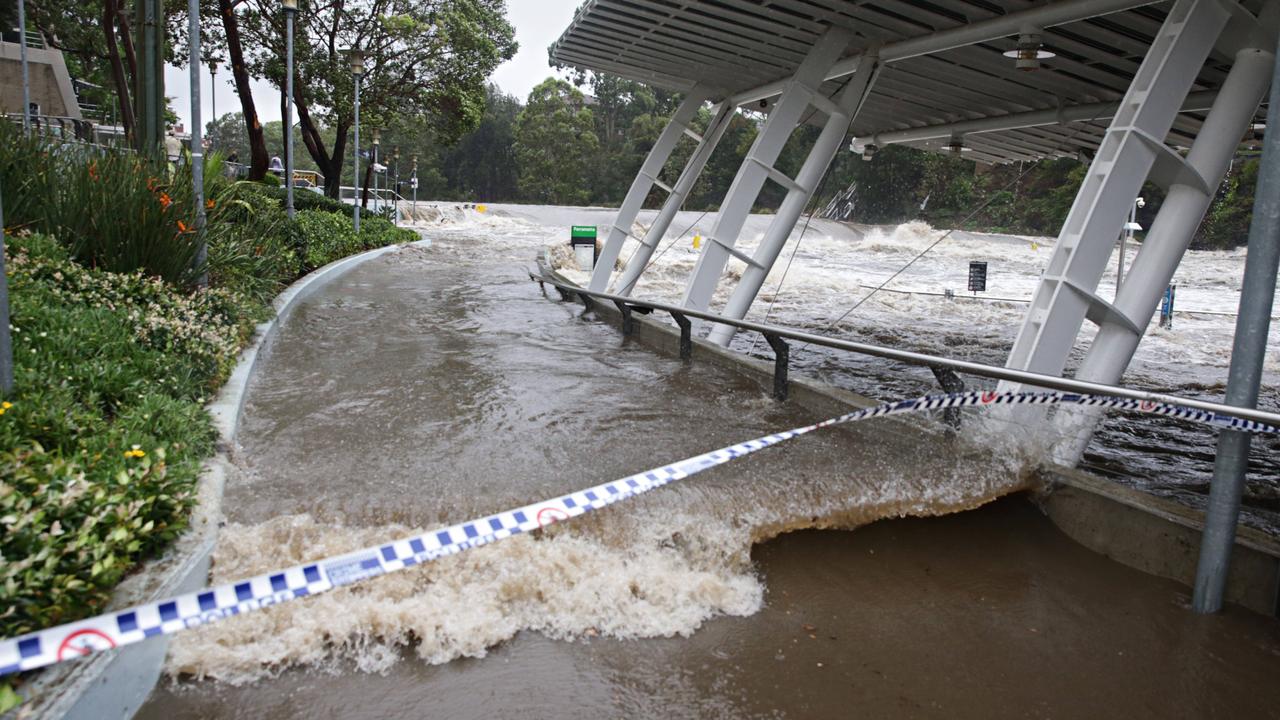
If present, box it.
[550,0,1268,164]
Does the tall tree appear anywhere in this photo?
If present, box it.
[218,0,269,180]
[440,84,521,201]
[101,0,136,139]
[513,78,598,205]
[240,0,516,198]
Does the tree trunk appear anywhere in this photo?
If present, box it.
[101,0,135,142]
[115,6,138,100]
[361,161,373,209]
[219,0,268,180]
[295,88,346,199]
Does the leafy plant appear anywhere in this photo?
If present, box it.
[0,124,205,289]
[0,234,259,639]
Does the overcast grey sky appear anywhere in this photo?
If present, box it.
[165,0,581,132]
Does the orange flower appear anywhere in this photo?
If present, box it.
[176,220,190,233]
[206,199,216,210]
[158,192,172,209]
[147,177,159,191]
[87,161,99,181]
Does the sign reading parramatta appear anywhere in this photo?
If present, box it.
[0,391,1275,677]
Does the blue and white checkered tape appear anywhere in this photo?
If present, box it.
[1,391,1274,676]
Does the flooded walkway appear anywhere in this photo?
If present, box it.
[138,218,1280,717]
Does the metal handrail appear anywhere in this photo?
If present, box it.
[529,269,1280,428]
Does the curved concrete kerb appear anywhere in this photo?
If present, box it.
[18,237,431,720]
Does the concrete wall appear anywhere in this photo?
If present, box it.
[1039,466,1280,617]
[0,40,82,119]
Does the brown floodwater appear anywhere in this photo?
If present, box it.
[136,219,1280,717]
[140,499,1280,719]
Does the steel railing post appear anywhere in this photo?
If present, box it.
[1191,33,1280,614]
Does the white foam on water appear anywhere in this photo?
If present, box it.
[169,431,1027,684]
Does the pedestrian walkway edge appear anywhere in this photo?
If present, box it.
[18,238,431,720]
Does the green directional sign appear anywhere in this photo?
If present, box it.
[571,225,597,241]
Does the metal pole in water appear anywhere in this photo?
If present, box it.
[17,0,30,135]
[1192,39,1280,614]
[188,0,206,287]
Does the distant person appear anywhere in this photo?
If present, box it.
[269,156,285,176]
[164,130,183,162]
[226,150,239,164]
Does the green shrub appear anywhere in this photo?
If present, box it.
[204,181,301,302]
[296,209,362,269]
[0,131,206,288]
[0,140,410,663]
[357,215,418,250]
[0,234,260,638]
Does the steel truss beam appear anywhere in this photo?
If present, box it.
[1053,32,1277,463]
[589,86,712,292]
[706,51,883,347]
[611,102,738,296]
[853,91,1221,151]
[680,27,854,317]
[996,0,1231,388]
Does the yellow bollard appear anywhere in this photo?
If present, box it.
[693,234,702,249]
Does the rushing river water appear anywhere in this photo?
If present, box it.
[138,205,1280,717]
[539,205,1280,533]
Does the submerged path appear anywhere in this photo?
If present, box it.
[138,217,1280,718]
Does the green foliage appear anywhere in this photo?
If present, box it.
[296,210,362,269]
[437,85,522,201]
[513,79,600,205]
[0,125,205,288]
[203,181,301,303]
[0,234,260,639]
[293,211,414,270]
[1197,158,1258,250]
[0,137,407,693]
[234,0,516,197]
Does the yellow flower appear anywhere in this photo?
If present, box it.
[124,444,146,459]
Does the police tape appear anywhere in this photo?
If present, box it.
[1,390,1275,676]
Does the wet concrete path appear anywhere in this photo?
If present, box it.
[138,224,1280,718]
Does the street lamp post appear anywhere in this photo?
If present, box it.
[282,0,298,219]
[391,146,399,225]
[345,49,364,232]
[209,61,218,139]
[188,0,207,287]
[17,0,30,135]
[371,128,381,216]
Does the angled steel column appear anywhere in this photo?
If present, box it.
[1052,37,1275,464]
[1193,30,1280,614]
[680,26,853,315]
[613,101,737,296]
[997,0,1229,389]
[589,85,712,292]
[707,51,881,346]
